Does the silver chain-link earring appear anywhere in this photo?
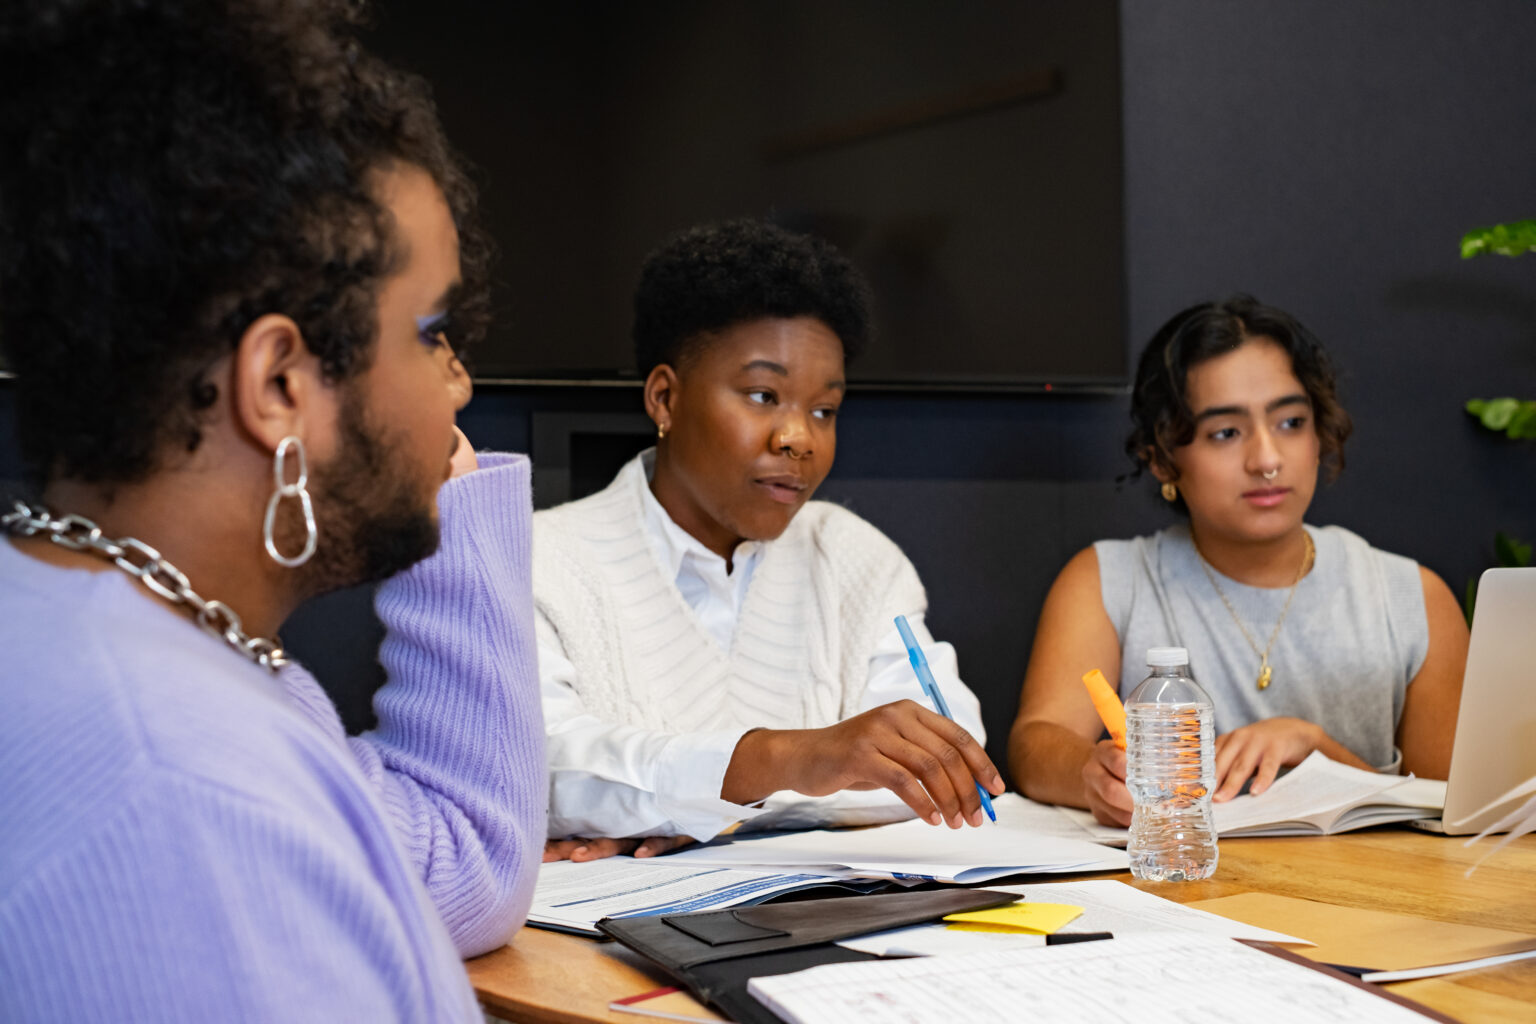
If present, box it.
[262,435,317,568]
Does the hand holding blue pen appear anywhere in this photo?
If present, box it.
[894,615,998,823]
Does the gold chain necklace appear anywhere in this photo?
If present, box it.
[1194,530,1314,691]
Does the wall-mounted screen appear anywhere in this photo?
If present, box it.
[367,0,1125,388]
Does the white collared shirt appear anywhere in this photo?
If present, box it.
[635,470,761,655]
[538,468,988,841]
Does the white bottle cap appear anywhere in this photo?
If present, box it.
[1147,646,1189,667]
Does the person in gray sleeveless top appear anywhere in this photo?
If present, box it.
[1009,297,1469,826]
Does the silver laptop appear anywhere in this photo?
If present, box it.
[1412,567,1536,835]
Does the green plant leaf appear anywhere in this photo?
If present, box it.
[1461,219,1536,258]
[1508,402,1536,439]
[1495,532,1533,568]
[1471,396,1520,430]
[1465,397,1536,438]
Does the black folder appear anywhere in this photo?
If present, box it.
[597,887,1016,1024]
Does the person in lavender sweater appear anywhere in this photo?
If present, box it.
[0,2,544,1020]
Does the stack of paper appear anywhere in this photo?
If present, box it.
[836,879,1306,956]
[657,800,1129,882]
[527,859,882,936]
[748,934,1444,1023]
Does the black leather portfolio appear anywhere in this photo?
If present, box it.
[597,887,1016,1024]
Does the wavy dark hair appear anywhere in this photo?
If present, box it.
[632,218,872,377]
[1126,295,1352,513]
[0,0,490,486]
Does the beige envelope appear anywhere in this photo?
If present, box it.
[1189,892,1536,971]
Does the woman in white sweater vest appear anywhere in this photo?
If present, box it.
[536,220,1003,860]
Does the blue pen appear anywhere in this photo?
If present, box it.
[893,614,997,823]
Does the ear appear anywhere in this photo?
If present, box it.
[229,313,331,453]
[642,364,680,434]
[1144,446,1179,484]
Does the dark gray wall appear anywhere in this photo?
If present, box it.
[4,1,1534,787]
[1120,0,1536,592]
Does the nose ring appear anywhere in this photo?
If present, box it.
[779,435,809,461]
[1262,469,1279,481]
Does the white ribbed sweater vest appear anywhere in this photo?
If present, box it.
[532,455,927,733]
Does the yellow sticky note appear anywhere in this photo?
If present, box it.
[942,902,1083,934]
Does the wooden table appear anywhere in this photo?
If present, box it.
[468,829,1536,1023]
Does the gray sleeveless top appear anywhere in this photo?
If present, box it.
[1095,524,1429,772]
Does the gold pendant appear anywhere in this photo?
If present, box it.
[1257,662,1272,690]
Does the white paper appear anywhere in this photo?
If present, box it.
[748,792,1118,843]
[991,880,1309,944]
[1054,804,1131,846]
[749,934,1434,1024]
[658,794,1128,882]
[526,859,863,934]
[836,879,1308,955]
[985,792,1130,843]
[836,924,1066,957]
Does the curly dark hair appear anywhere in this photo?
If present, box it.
[0,0,490,486]
[1126,295,1353,512]
[632,218,873,377]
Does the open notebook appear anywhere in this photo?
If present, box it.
[1060,750,1443,844]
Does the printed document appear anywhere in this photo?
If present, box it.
[658,796,1128,882]
[749,934,1439,1023]
[527,859,878,935]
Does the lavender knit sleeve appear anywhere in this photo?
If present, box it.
[344,452,547,957]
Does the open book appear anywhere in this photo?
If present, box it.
[1060,750,1445,843]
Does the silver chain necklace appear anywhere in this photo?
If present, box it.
[4,500,288,672]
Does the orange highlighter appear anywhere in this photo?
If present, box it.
[1081,669,1126,750]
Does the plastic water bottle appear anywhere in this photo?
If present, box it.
[1125,646,1218,881]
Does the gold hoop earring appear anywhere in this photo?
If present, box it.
[1161,482,1178,502]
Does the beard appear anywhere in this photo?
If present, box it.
[281,388,443,596]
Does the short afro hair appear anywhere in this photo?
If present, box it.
[0,0,490,486]
[632,218,872,377]
[1127,295,1353,514]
